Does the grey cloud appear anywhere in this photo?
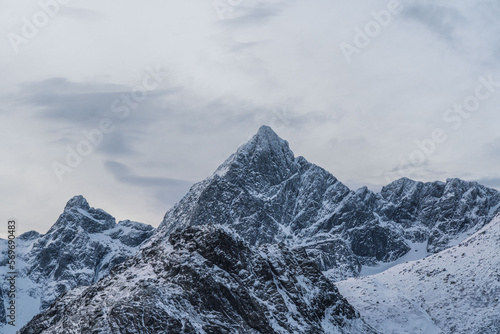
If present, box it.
[403,3,465,43]
[329,136,368,149]
[18,78,124,126]
[13,76,302,167]
[28,91,122,123]
[19,78,124,96]
[220,1,290,26]
[168,93,342,137]
[343,180,384,193]
[270,108,342,132]
[15,78,183,156]
[105,160,193,206]
[383,160,449,184]
[229,41,263,53]
[387,158,430,174]
[105,160,190,187]
[60,7,105,21]
[483,137,500,156]
[475,177,500,190]
[477,138,500,182]
[403,1,500,66]
[169,96,266,134]
[97,133,136,156]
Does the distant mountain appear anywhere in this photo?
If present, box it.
[0,196,154,333]
[336,213,500,334]
[158,126,500,280]
[20,225,378,334]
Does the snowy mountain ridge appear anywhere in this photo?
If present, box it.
[158,126,500,280]
[0,196,155,333]
[336,213,500,334]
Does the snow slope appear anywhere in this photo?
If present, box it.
[336,214,500,334]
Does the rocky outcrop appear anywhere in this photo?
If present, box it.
[20,225,378,334]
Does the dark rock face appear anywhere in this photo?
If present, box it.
[20,226,377,334]
[350,225,409,261]
[379,177,500,252]
[158,126,500,280]
[108,219,157,247]
[17,230,42,241]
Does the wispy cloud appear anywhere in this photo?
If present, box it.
[474,177,500,189]
[403,3,465,43]
[60,7,105,21]
[105,160,193,207]
[105,160,190,187]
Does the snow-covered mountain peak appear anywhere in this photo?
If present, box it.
[48,195,116,234]
[159,127,500,280]
[253,124,288,147]
[0,197,156,333]
[236,125,294,165]
[64,194,90,211]
[212,125,297,192]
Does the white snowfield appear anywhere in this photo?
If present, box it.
[336,214,500,334]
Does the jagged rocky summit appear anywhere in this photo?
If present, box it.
[20,225,377,334]
[157,125,500,280]
[0,196,155,333]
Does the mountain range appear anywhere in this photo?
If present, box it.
[2,125,499,333]
[157,126,500,280]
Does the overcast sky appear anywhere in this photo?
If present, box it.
[2,0,500,237]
